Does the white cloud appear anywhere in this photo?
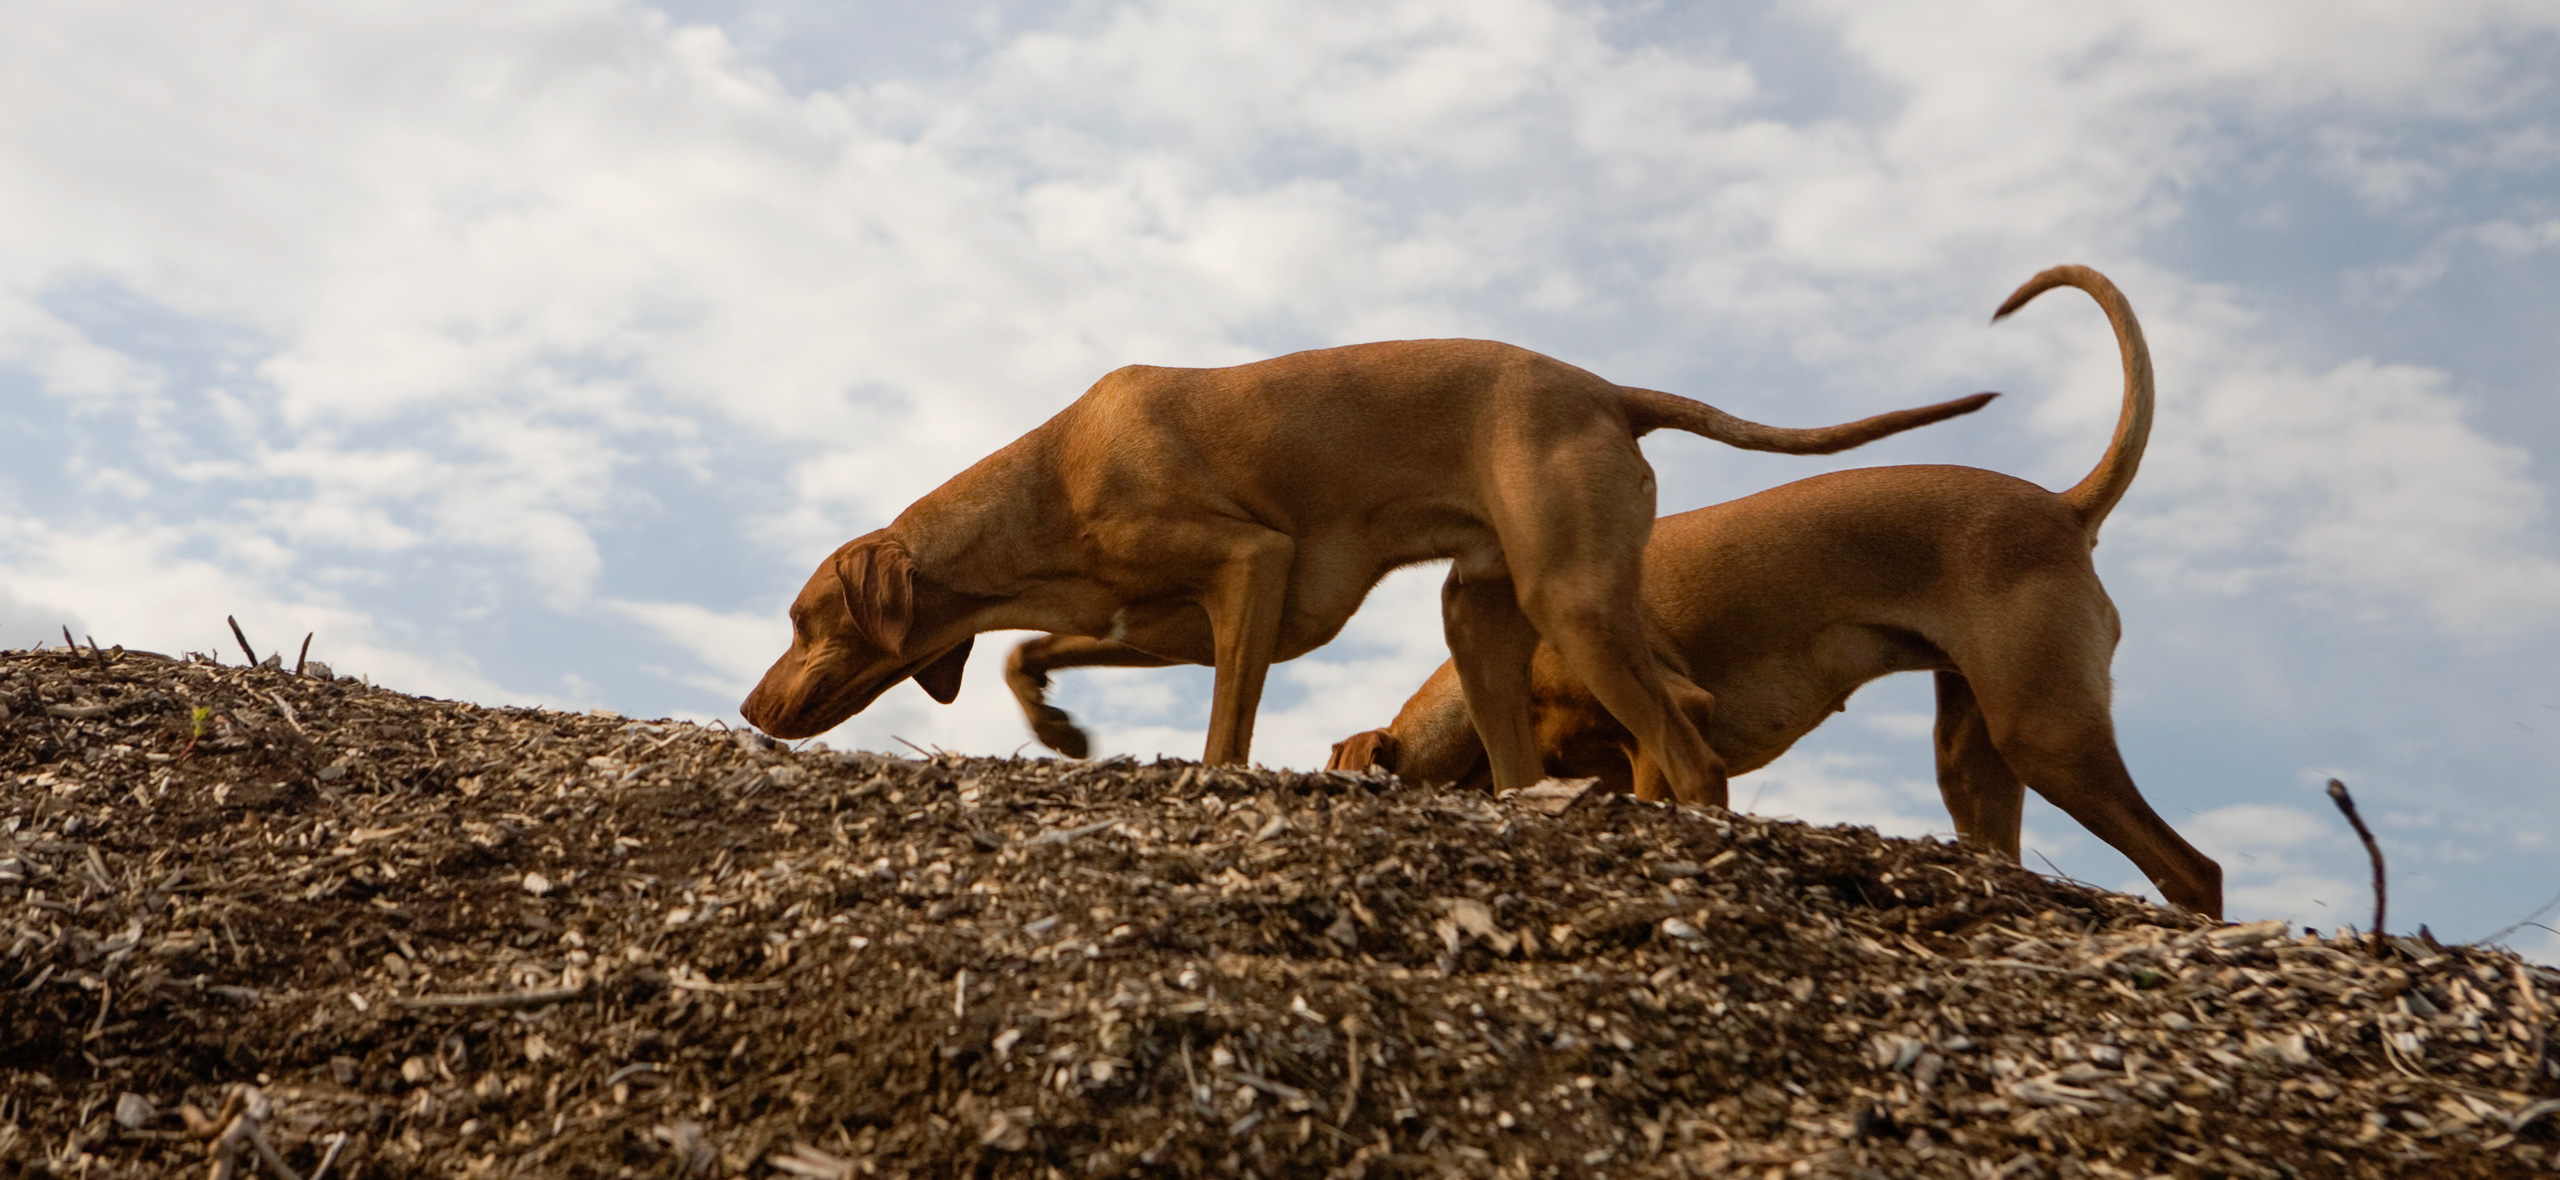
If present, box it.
[2111,333,2560,633]
[1732,751,1949,839]
[1857,710,1935,741]
[2178,802,2369,929]
[605,599,784,693]
[0,582,87,652]
[0,516,515,702]
[2512,924,2560,969]
[0,299,159,401]
[10,0,2551,643]
[1822,1,2559,121]
[1249,567,1452,768]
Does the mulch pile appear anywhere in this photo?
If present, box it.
[2,645,2555,1179]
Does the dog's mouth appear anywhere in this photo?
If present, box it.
[742,649,941,740]
[744,655,880,739]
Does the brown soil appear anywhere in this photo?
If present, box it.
[2,646,2554,1179]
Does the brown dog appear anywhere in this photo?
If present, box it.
[1304,268,2223,916]
[741,338,1991,804]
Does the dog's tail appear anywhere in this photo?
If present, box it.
[1992,264,2153,540]
[1618,388,1997,455]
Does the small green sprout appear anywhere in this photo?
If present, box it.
[179,705,213,762]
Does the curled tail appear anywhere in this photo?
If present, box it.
[1618,388,1997,455]
[1992,264,2153,539]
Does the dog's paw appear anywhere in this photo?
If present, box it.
[1031,706,1091,759]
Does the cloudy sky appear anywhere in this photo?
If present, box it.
[4,0,2556,958]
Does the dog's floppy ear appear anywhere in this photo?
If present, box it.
[832,538,916,654]
[1327,729,1400,772]
[912,636,973,704]
[1368,731,1401,773]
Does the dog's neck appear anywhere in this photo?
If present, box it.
[886,434,1122,638]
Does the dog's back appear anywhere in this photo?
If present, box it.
[1555,465,2108,774]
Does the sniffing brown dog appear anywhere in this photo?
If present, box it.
[742,338,1991,804]
[1308,268,2222,916]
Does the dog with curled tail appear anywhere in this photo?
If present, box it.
[1309,268,2221,916]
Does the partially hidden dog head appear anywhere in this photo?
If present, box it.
[1326,729,1401,774]
[740,531,975,740]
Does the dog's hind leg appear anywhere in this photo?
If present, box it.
[1530,601,1726,805]
[1966,648,2225,918]
[1626,675,1720,803]
[1474,426,1730,806]
[1441,568,1546,795]
[1932,671,2026,857]
[1497,495,1730,805]
[1005,636,1181,758]
[1996,721,2223,919]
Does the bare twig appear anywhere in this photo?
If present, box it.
[2325,778,2386,955]
[248,1123,305,1180]
[1337,1025,1362,1129]
[226,617,259,667]
[1029,819,1121,847]
[206,1088,269,1180]
[2029,848,2098,890]
[1216,1066,1310,1104]
[306,1132,348,1180]
[1978,958,2100,978]
[2480,884,2560,947]
[208,1114,254,1180]
[392,984,587,1010]
[669,970,783,995]
[294,633,313,676]
[1180,1035,1203,1110]
[267,692,310,739]
[603,1062,666,1088]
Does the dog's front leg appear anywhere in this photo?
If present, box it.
[1004,636,1181,758]
[1441,569,1544,794]
[1199,532,1297,766]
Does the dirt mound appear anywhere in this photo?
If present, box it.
[2,645,2555,1178]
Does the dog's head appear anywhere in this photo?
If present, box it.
[740,531,975,740]
[1326,729,1401,774]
